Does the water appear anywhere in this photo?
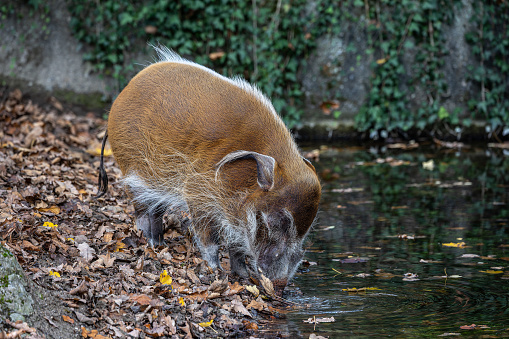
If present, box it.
[266,143,509,338]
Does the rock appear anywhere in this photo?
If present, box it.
[0,244,34,316]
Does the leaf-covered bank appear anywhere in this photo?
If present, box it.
[0,89,298,338]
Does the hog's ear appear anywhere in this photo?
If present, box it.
[215,150,276,191]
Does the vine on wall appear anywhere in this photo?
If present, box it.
[465,1,509,141]
[65,0,333,128]
[354,0,463,139]
[8,0,508,137]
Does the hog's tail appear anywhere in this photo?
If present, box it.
[95,131,109,198]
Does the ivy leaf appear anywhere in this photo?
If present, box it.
[438,106,449,120]
[119,13,133,26]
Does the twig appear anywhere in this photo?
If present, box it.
[269,0,282,32]
[397,14,415,55]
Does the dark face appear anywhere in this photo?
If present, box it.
[226,156,321,295]
[253,167,321,292]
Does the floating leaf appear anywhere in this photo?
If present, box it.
[480,270,503,274]
[422,160,434,171]
[160,270,172,285]
[403,273,419,281]
[443,242,466,248]
[303,316,336,324]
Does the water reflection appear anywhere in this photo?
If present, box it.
[273,144,509,338]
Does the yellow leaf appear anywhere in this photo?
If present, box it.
[160,270,172,285]
[199,319,213,327]
[376,58,387,65]
[179,297,185,306]
[115,241,126,252]
[442,242,466,248]
[480,270,504,274]
[49,270,61,277]
[245,285,260,297]
[43,221,58,228]
[88,147,112,156]
[67,238,74,243]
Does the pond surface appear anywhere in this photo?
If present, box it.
[266,143,509,338]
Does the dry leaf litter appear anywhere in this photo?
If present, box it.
[0,89,295,338]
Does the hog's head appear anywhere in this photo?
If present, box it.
[216,150,321,294]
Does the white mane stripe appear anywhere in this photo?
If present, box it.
[150,44,280,120]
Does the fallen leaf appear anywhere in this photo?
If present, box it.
[231,298,252,318]
[98,252,115,267]
[247,297,267,311]
[460,324,477,330]
[245,285,260,297]
[62,315,74,324]
[160,270,172,285]
[319,100,340,115]
[198,319,213,327]
[309,334,328,339]
[39,206,61,214]
[131,294,152,305]
[480,270,504,274]
[209,51,225,60]
[43,221,58,228]
[442,242,467,248]
[242,320,258,330]
[422,160,434,171]
[403,273,419,281]
[145,25,158,34]
[77,242,96,262]
[303,316,335,324]
[49,270,60,278]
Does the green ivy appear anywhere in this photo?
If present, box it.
[10,0,506,138]
[2,0,50,34]
[465,1,509,140]
[354,0,463,139]
[65,0,338,128]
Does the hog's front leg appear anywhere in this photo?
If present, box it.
[193,223,222,270]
